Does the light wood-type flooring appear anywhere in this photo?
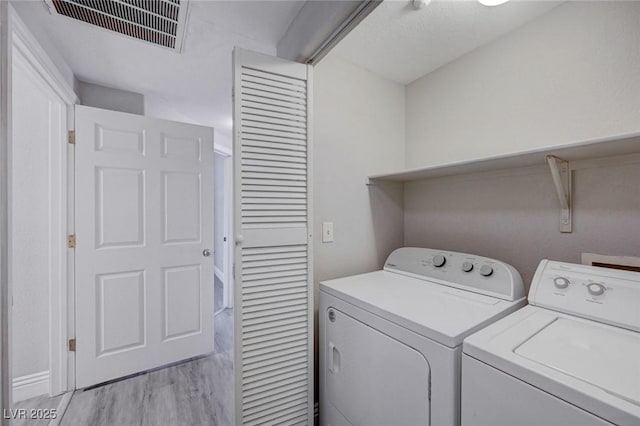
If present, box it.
[13,305,233,426]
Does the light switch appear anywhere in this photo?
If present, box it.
[322,222,334,243]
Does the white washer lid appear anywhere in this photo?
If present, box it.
[464,305,640,426]
[515,317,640,406]
[320,270,525,348]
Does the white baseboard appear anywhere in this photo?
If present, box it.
[13,370,49,402]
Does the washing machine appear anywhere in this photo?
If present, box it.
[319,247,526,426]
[462,260,640,426]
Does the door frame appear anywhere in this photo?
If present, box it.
[3,6,78,402]
[1,2,11,419]
[213,144,234,310]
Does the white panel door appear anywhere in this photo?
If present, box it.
[75,105,215,388]
[233,49,313,425]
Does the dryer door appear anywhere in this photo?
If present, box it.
[325,307,431,426]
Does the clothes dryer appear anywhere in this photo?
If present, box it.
[320,247,526,426]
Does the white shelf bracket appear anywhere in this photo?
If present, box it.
[546,155,572,233]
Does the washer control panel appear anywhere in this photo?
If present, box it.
[384,247,524,301]
[529,260,640,332]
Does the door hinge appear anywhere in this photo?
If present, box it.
[67,234,76,248]
[68,130,75,145]
[68,339,76,352]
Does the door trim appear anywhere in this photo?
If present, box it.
[9,8,77,105]
[214,140,233,308]
[1,3,11,419]
[7,6,78,400]
[213,147,234,310]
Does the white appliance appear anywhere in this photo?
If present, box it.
[462,260,640,426]
[319,247,526,426]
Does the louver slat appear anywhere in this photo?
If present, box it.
[242,312,307,330]
[244,372,308,397]
[235,50,312,425]
[242,133,307,147]
[243,149,306,161]
[242,106,306,124]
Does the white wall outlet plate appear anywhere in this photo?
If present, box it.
[322,222,334,243]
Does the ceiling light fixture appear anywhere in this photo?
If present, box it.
[478,0,511,6]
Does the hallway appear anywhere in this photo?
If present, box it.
[14,309,233,426]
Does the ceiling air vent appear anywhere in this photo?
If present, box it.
[45,0,190,51]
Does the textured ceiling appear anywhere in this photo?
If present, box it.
[12,0,307,142]
[332,0,562,84]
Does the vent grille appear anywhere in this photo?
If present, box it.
[49,0,188,50]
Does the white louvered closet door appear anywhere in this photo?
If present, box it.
[233,49,313,425]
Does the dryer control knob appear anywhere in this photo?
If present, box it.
[462,261,474,272]
[479,265,493,277]
[554,277,570,289]
[433,255,446,267]
[587,283,606,296]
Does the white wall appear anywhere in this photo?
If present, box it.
[11,47,67,394]
[78,81,144,115]
[1,1,10,412]
[144,95,232,151]
[313,52,405,398]
[314,54,405,287]
[405,1,640,169]
[12,4,77,93]
[402,1,640,289]
[214,153,225,274]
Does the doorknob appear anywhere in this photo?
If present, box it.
[202,249,212,257]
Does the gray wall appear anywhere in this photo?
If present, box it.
[78,81,144,115]
[405,162,640,292]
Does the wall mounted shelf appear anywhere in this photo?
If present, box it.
[366,133,640,184]
[366,132,640,233]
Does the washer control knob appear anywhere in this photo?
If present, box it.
[554,277,570,289]
[462,261,474,272]
[479,265,493,277]
[433,255,446,267]
[587,283,606,296]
